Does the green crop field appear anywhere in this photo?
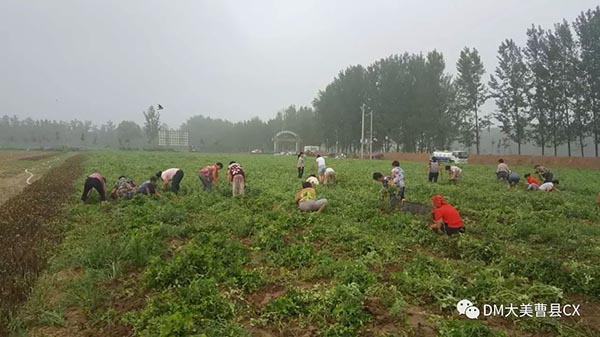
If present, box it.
[9,151,600,337]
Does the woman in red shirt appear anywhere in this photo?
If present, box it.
[430,194,465,235]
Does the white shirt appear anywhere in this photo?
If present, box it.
[538,182,554,191]
[450,166,462,175]
[161,168,179,182]
[316,157,326,167]
[306,176,319,185]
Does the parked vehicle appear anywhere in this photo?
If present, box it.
[431,150,469,163]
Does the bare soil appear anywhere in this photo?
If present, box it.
[0,151,63,205]
[0,154,83,335]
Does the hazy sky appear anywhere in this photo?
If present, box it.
[1,0,598,128]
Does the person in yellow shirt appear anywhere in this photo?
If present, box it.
[294,182,328,213]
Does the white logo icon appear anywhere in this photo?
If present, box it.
[457,299,479,319]
[456,299,474,315]
[465,306,480,319]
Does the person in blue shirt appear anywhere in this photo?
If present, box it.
[136,176,160,196]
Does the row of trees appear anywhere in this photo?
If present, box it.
[0,105,162,150]
[0,116,144,149]
[0,105,314,152]
[1,7,598,156]
[312,6,600,156]
[488,9,600,156]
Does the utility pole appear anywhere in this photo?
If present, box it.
[369,108,373,159]
[361,104,365,159]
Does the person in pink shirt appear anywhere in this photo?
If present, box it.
[81,172,107,203]
[155,168,184,193]
[198,162,223,191]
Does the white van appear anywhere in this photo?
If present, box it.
[432,150,469,164]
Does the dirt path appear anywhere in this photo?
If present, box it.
[0,154,84,334]
[0,152,69,205]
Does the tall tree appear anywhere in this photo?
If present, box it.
[574,6,600,157]
[455,47,488,154]
[143,105,161,146]
[524,25,551,155]
[489,39,530,154]
[551,20,579,156]
[116,121,144,149]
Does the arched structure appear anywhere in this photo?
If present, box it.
[273,130,300,153]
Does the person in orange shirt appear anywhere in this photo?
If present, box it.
[430,194,465,235]
[198,162,223,191]
[524,173,541,190]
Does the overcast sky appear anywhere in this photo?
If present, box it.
[1,0,598,128]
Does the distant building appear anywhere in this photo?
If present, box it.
[158,130,189,150]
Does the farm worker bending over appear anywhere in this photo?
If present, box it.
[524,173,541,190]
[445,165,462,184]
[81,172,107,203]
[391,160,406,201]
[430,194,465,235]
[534,165,554,183]
[373,172,400,210]
[227,161,246,196]
[538,180,559,192]
[324,167,336,185]
[156,168,184,193]
[316,155,326,183]
[297,152,305,179]
[306,174,319,186]
[198,162,223,191]
[136,176,160,196]
[110,175,136,200]
[428,158,440,183]
[507,171,520,188]
[496,159,509,181]
[294,181,328,212]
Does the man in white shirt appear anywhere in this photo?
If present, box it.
[445,165,462,184]
[538,180,559,192]
[316,155,326,182]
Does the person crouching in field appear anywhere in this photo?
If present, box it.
[136,176,160,197]
[538,180,560,192]
[524,173,541,190]
[534,165,554,183]
[227,161,246,196]
[198,162,223,191]
[110,175,136,200]
[391,161,406,201]
[373,172,400,210]
[295,182,328,213]
[306,174,319,186]
[297,152,305,178]
[496,159,509,181]
[82,172,107,203]
[430,194,465,235]
[445,165,462,184]
[428,158,440,183]
[323,167,336,185]
[156,168,184,193]
[507,171,520,188]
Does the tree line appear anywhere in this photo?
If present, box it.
[312,6,600,156]
[1,7,599,156]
